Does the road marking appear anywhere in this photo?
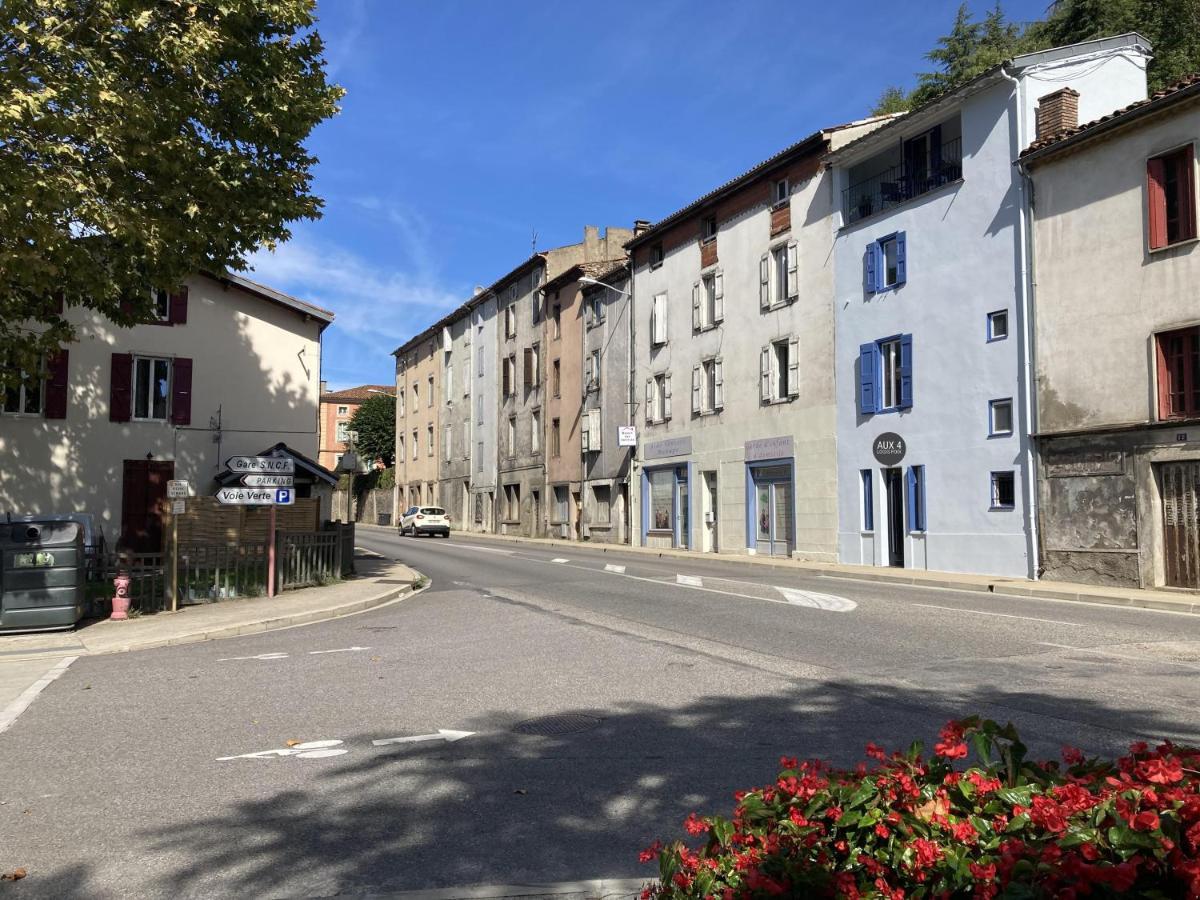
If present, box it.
[552,558,569,564]
[308,646,370,655]
[218,652,290,661]
[372,729,475,747]
[676,574,703,587]
[604,564,626,574]
[0,656,77,735]
[776,587,857,612]
[914,604,1083,627]
[445,544,515,555]
[218,739,347,761]
[1038,642,1200,670]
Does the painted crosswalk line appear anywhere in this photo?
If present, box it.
[775,587,857,612]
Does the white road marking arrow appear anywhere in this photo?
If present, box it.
[217,739,347,761]
[676,574,703,587]
[372,729,475,747]
[218,652,290,661]
[775,587,857,612]
[604,564,626,574]
[308,646,371,655]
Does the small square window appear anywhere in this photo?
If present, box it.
[989,398,1014,436]
[337,405,348,416]
[987,310,1009,341]
[990,471,1016,510]
[701,216,717,243]
[649,243,664,270]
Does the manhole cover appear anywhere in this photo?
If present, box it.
[513,714,603,736]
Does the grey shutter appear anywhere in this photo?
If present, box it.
[786,240,799,300]
[645,379,654,423]
[714,357,724,409]
[760,347,771,402]
[590,409,601,450]
[691,365,701,414]
[581,413,589,452]
[663,373,672,419]
[713,270,724,322]
[692,281,701,330]
[759,254,770,309]
[787,335,800,397]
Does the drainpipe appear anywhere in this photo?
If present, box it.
[1001,63,1041,581]
[627,266,637,546]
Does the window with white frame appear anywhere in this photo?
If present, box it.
[646,372,672,423]
[504,304,516,339]
[990,471,1016,510]
[987,310,1009,341]
[133,356,171,421]
[760,242,798,308]
[336,421,349,442]
[759,338,798,403]
[444,424,452,460]
[2,364,43,416]
[772,177,789,206]
[693,271,723,330]
[866,232,907,292]
[586,349,600,392]
[582,407,601,452]
[990,398,1014,436]
[650,292,668,346]
[427,424,434,455]
[152,289,170,322]
[701,215,717,243]
[880,338,903,410]
[692,357,723,414]
[337,405,348,416]
[507,416,516,457]
[411,429,418,460]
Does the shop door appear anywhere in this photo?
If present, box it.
[1163,462,1200,589]
[884,468,905,568]
[676,470,690,550]
[754,467,793,557]
[703,471,718,552]
[120,459,174,552]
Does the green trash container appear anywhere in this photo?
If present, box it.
[1,519,85,632]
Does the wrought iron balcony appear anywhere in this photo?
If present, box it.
[842,137,963,225]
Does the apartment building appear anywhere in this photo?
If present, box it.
[318,383,392,471]
[829,34,1150,578]
[581,262,634,544]
[626,120,885,558]
[438,312,473,530]
[1021,73,1200,589]
[394,329,441,509]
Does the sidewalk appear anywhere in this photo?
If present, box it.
[0,554,425,664]
[364,524,1200,617]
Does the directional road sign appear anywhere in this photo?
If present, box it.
[274,488,294,506]
[215,488,277,506]
[241,474,294,488]
[225,456,295,474]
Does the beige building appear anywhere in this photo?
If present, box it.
[0,273,333,551]
[1022,75,1200,589]
[394,328,442,509]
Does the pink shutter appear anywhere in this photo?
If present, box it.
[169,286,188,324]
[44,349,69,419]
[1180,145,1197,242]
[1148,157,1168,250]
[171,357,192,425]
[110,353,132,422]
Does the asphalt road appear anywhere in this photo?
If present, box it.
[3,532,1200,898]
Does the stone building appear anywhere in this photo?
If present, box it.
[1022,71,1200,589]
[394,329,441,509]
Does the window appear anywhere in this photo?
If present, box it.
[412,383,419,408]
[504,483,521,521]
[990,471,1016,510]
[772,178,789,206]
[477,345,484,377]
[397,436,404,462]
[552,359,561,397]
[502,354,516,397]
[760,338,798,403]
[411,429,418,460]
[152,289,171,321]
[593,485,612,524]
[866,232,907,292]
[907,465,926,532]
[531,408,541,454]
[427,424,434,456]
[760,242,798,308]
[427,375,433,407]
[444,424,452,460]
[504,304,516,339]
[582,407,600,452]
[2,365,42,416]
[476,442,484,472]
[446,364,453,402]
[1157,325,1200,419]
[649,242,664,269]
[551,304,561,339]
[586,350,600,392]
[650,292,668,345]
[646,372,672,423]
[648,468,673,531]
[507,416,516,457]
[397,390,404,415]
[990,398,1014,436]
[589,292,604,327]
[554,485,569,522]
[693,357,723,414]
[476,393,483,425]
[987,310,1009,342]
[551,417,561,457]
[333,452,343,469]
[860,470,874,531]
[336,405,348,416]
[133,356,171,421]
[523,344,539,391]
[858,335,912,414]
[693,271,723,330]
[701,215,717,243]
[1147,145,1197,250]
[336,421,349,442]
[463,422,470,459]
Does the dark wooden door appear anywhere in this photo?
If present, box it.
[1163,462,1200,589]
[885,468,905,568]
[120,460,175,552]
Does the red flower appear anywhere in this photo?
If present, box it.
[876,823,892,839]
[780,755,798,770]
[1138,757,1184,785]
[683,812,709,835]
[952,820,978,843]
[1061,746,1085,766]
[866,742,888,761]
[827,806,844,822]
[638,840,662,864]
[1132,810,1161,832]
[934,740,968,759]
[969,862,997,881]
[911,838,942,868]
[1029,796,1069,834]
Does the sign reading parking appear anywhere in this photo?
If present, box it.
[225,456,295,474]
[241,474,294,488]
[274,488,294,506]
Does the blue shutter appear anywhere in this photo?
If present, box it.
[895,232,907,285]
[899,334,913,409]
[906,467,916,532]
[864,243,877,294]
[859,342,879,414]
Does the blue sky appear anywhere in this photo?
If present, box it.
[249,0,1049,391]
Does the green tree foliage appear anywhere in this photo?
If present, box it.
[871,86,913,116]
[348,394,396,468]
[0,0,343,388]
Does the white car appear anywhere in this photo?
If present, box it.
[399,506,450,538]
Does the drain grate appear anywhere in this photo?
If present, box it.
[513,714,603,736]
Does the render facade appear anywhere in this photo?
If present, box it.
[438,313,473,530]
[829,34,1150,578]
[581,262,634,544]
[318,383,392,471]
[626,121,883,559]
[395,330,441,509]
[0,273,332,551]
[1022,76,1200,589]
[543,265,586,539]
[466,293,499,531]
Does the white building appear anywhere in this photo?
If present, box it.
[828,34,1150,577]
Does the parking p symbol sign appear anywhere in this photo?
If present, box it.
[274,488,294,505]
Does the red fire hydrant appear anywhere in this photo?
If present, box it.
[110,571,131,620]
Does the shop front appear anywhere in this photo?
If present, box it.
[744,436,795,557]
[640,436,693,550]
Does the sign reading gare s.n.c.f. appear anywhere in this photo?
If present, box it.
[872,433,907,466]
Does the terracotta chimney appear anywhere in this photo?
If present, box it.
[1036,88,1080,140]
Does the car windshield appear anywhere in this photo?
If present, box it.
[420,508,445,515]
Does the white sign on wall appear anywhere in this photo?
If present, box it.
[166,480,191,499]
[617,426,637,447]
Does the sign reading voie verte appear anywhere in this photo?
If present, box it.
[215,488,277,506]
[226,456,295,474]
[872,433,907,466]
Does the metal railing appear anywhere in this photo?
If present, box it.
[277,532,342,590]
[843,137,963,224]
[94,552,168,613]
[177,543,269,604]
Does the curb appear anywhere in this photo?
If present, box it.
[1,574,426,661]
[359,524,1200,617]
[309,877,650,900]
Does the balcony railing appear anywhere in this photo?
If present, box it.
[842,137,963,225]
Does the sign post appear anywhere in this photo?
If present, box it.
[268,503,278,598]
[216,458,296,598]
[165,481,189,613]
